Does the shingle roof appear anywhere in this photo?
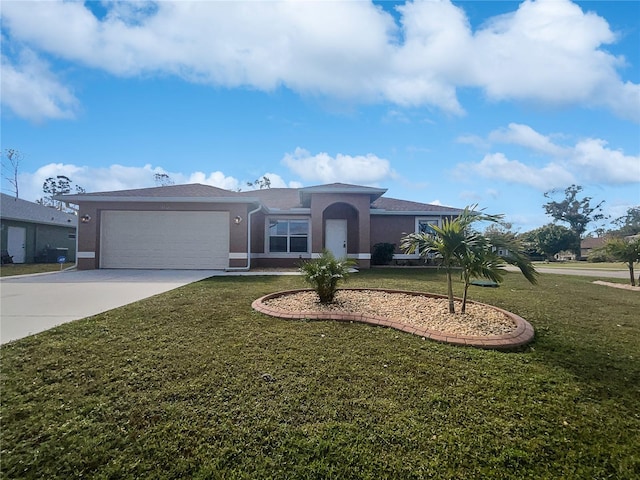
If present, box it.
[1,193,77,227]
[372,197,463,214]
[54,183,462,215]
[236,188,303,209]
[58,183,234,199]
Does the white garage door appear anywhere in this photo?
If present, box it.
[100,211,229,269]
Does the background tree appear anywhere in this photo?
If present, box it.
[2,148,22,199]
[247,176,271,189]
[154,173,175,187]
[609,206,640,237]
[604,237,640,286]
[543,184,607,259]
[38,175,85,211]
[520,224,577,261]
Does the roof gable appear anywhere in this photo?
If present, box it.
[0,193,77,227]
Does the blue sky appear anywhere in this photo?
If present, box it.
[2,0,639,233]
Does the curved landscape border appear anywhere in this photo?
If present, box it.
[252,288,535,350]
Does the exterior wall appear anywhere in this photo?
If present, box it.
[370,215,415,254]
[309,193,371,268]
[76,201,251,270]
[1,219,76,263]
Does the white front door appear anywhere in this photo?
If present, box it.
[7,226,26,263]
[325,219,347,259]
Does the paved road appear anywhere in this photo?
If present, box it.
[0,269,218,344]
[506,265,629,279]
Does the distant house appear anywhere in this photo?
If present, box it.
[56,182,463,270]
[580,236,607,259]
[0,193,77,264]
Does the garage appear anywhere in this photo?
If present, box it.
[100,211,229,269]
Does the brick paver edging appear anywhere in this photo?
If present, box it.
[252,288,534,350]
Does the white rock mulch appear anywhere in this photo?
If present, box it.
[263,289,517,337]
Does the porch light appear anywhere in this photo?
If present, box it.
[234,215,243,225]
[81,214,92,223]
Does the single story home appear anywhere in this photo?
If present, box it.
[56,183,462,270]
[580,236,607,259]
[1,193,77,264]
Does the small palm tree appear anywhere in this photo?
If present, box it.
[299,250,356,303]
[605,237,640,286]
[401,216,467,313]
[401,206,537,314]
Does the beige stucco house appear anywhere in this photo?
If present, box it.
[57,182,462,270]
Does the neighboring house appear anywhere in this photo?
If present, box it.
[56,183,462,270]
[0,193,77,264]
[580,236,607,259]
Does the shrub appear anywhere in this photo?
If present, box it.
[299,250,356,303]
[371,243,396,265]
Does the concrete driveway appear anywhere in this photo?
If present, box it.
[0,269,218,344]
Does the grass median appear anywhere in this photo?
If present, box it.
[1,269,638,479]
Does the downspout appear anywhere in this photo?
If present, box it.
[226,203,262,271]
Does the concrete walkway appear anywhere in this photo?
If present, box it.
[505,265,629,279]
[0,269,220,344]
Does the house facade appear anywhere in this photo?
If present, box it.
[57,183,462,270]
[1,193,77,264]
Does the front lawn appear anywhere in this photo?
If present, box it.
[1,270,638,479]
[0,262,74,277]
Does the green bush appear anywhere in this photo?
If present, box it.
[371,242,396,265]
[587,247,613,263]
[299,250,355,303]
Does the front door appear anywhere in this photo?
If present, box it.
[7,226,26,263]
[325,219,347,259]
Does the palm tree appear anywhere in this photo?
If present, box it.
[605,237,640,286]
[401,216,467,313]
[401,206,537,314]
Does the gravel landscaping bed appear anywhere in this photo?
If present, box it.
[263,289,517,337]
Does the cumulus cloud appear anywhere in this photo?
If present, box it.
[488,123,568,157]
[15,164,299,202]
[0,48,79,122]
[1,0,637,121]
[282,147,396,184]
[456,123,640,190]
[458,153,575,190]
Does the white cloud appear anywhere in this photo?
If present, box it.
[282,147,396,184]
[488,123,568,157]
[572,138,640,184]
[1,0,637,121]
[0,48,79,122]
[461,123,640,189]
[15,163,301,202]
[458,152,575,190]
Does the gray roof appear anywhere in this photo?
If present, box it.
[55,183,461,215]
[1,193,77,227]
[372,197,463,214]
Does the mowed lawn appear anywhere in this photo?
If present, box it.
[1,269,638,479]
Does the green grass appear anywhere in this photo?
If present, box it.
[0,263,74,277]
[2,270,639,479]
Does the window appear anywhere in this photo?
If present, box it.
[417,217,439,235]
[268,219,309,253]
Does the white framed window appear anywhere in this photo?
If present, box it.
[416,217,440,235]
[268,219,309,253]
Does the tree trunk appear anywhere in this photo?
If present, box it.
[461,282,469,314]
[446,271,455,314]
[629,263,636,287]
